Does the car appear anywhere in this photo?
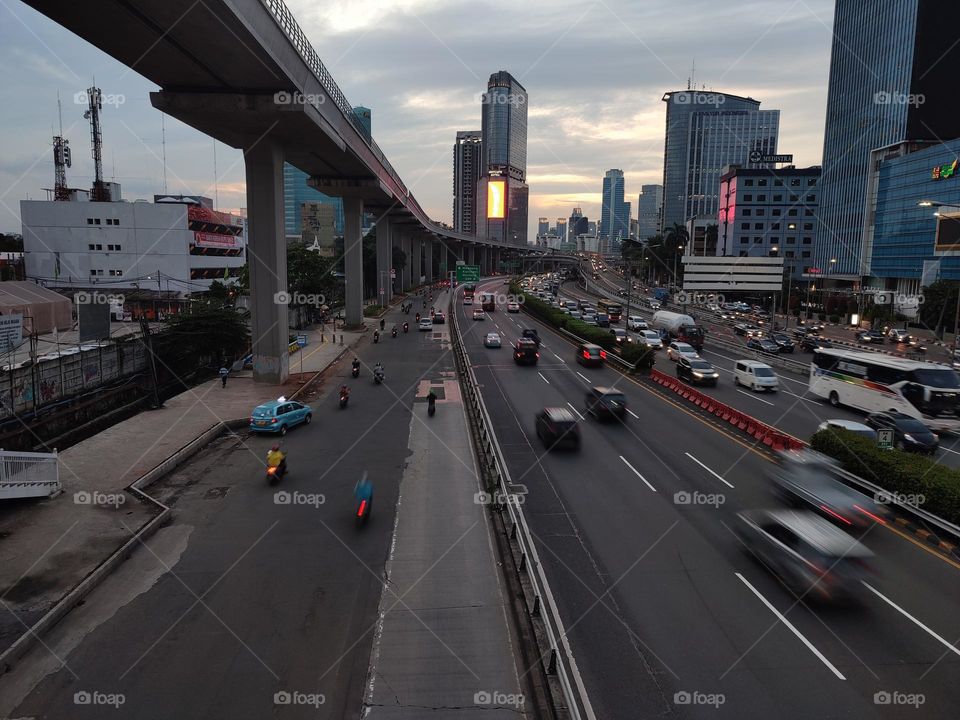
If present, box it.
[666,341,698,362]
[595,313,610,328]
[816,419,877,440]
[769,449,888,528]
[535,407,580,450]
[463,297,473,306]
[857,329,885,344]
[513,338,540,365]
[638,330,662,349]
[734,360,779,391]
[627,315,647,331]
[250,398,313,435]
[791,326,815,339]
[799,335,832,352]
[648,299,662,310]
[568,310,583,320]
[734,323,763,337]
[865,411,939,453]
[577,343,607,367]
[484,332,502,348]
[735,509,875,604]
[610,328,631,345]
[418,318,433,331]
[769,333,795,353]
[507,302,520,313]
[677,356,720,386]
[521,328,541,348]
[472,308,485,321]
[887,328,912,344]
[585,386,627,420]
[747,337,780,354]
[432,311,445,324]
[582,315,598,326]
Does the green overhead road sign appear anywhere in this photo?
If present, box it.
[456,265,480,282]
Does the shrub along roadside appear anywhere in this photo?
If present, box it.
[810,428,960,526]
[510,283,655,371]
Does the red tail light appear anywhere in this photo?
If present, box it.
[536,352,540,358]
[583,350,590,359]
[854,504,886,524]
[267,466,277,475]
[357,499,367,517]
[600,350,607,359]
[819,504,852,525]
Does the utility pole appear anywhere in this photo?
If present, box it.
[139,317,163,409]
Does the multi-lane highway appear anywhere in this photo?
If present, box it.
[459,277,960,719]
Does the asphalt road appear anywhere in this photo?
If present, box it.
[460,278,960,719]
[3,293,455,720]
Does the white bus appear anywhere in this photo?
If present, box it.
[810,348,960,432]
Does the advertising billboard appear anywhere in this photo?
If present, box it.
[487,179,506,219]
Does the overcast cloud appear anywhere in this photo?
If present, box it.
[0,0,835,237]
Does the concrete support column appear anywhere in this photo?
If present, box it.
[400,231,412,291]
[412,235,423,287]
[343,197,364,327]
[465,245,474,267]
[244,140,289,385]
[376,215,393,308]
[424,238,435,282]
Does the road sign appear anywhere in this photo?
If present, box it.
[877,428,894,450]
[296,334,308,348]
[390,268,396,279]
[456,265,480,283]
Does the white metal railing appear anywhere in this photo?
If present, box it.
[0,449,60,499]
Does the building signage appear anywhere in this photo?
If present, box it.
[487,179,506,219]
[931,159,959,180]
[194,232,240,248]
[749,151,793,164]
[0,314,23,350]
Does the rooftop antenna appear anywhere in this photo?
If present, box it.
[161,114,168,194]
[687,59,696,91]
[52,91,71,201]
[83,84,109,201]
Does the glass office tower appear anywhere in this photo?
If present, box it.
[600,169,630,252]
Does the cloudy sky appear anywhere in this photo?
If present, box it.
[0,0,835,238]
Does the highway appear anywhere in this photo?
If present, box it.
[460,277,960,719]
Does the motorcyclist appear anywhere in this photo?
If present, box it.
[373,330,380,342]
[352,358,361,373]
[427,389,437,411]
[355,472,373,506]
[374,361,384,379]
[380,318,385,331]
[267,444,286,473]
[416,312,421,323]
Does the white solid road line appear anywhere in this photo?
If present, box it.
[735,573,846,681]
[684,452,735,488]
[626,408,639,419]
[576,371,591,383]
[861,583,960,659]
[735,389,776,406]
[538,372,550,385]
[620,455,656,491]
[554,353,565,362]
[567,402,585,420]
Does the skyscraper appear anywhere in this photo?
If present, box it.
[600,170,630,252]
[538,217,550,237]
[660,91,779,232]
[568,207,588,240]
[478,71,529,245]
[453,131,482,234]
[638,184,663,240]
[815,0,960,278]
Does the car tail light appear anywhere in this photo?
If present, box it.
[583,350,590,358]
[600,350,607,359]
[536,352,540,358]
[853,504,886,524]
[819,504,852,526]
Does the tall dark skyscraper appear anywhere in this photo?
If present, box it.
[478,71,529,245]
[453,131,482,234]
[638,184,663,241]
[814,0,960,278]
[600,169,630,251]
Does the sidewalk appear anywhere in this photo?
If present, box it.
[363,347,527,716]
[0,321,369,655]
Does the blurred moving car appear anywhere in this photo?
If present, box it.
[585,386,627,421]
[799,335,832,352]
[735,509,875,604]
[769,333,796,353]
[432,311,446,324]
[610,328,631,345]
[472,308,485,321]
[535,407,580,450]
[419,318,433,331]
[816,419,877,440]
[734,323,763,337]
[513,338,540,365]
[677,356,720,386]
[747,337,781,354]
[734,360,779,391]
[507,301,520,313]
[521,328,541,348]
[576,343,606,367]
[638,330,662,349]
[857,329,885,344]
[887,328,912,343]
[865,411,939,453]
[484,332,502,348]
[667,341,698,362]
[250,398,313,436]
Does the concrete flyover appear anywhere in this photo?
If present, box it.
[24,0,545,382]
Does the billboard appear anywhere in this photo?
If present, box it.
[194,231,240,249]
[487,179,506,219]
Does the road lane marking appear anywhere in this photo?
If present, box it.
[685,452,735,488]
[537,372,550,385]
[735,573,846,680]
[861,583,960,659]
[575,372,591,383]
[626,408,639,419]
[736,389,776,406]
[566,402,585,420]
[554,353,565,362]
[620,455,656,491]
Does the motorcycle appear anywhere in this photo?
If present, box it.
[374,367,384,384]
[351,363,360,379]
[373,331,379,344]
[391,327,398,338]
[403,322,409,333]
[339,388,349,409]
[355,473,373,527]
[266,458,286,485]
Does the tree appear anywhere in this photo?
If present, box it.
[919,280,957,334]
[155,304,251,381]
[287,242,341,302]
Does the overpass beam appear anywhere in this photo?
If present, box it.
[343,197,365,327]
[244,140,289,385]
[412,234,423,287]
[400,231,412,291]
[424,237,435,282]
[376,215,392,308]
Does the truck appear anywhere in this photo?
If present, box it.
[651,311,705,351]
[652,287,671,302]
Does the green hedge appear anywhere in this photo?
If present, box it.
[363,304,384,317]
[810,428,960,525]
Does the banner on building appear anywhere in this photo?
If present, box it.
[194,232,240,249]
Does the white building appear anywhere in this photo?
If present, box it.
[21,194,245,294]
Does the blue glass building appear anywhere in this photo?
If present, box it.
[600,169,630,251]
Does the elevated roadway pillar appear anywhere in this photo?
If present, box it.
[376,215,393,308]
[343,197,364,327]
[400,231,412,291]
[424,238,435,282]
[412,235,423,287]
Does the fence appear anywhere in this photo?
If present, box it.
[0,449,60,499]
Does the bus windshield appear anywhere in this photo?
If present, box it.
[911,368,960,389]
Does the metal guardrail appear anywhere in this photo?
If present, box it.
[450,295,595,720]
[0,449,60,499]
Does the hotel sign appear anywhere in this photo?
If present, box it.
[932,159,958,180]
[749,151,793,164]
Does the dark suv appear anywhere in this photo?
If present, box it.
[577,343,606,367]
[521,328,541,348]
[585,387,627,421]
[535,407,580,450]
[513,338,540,365]
[865,411,939,453]
[769,332,796,353]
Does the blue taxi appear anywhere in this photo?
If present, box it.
[249,397,313,435]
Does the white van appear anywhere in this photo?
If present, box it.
[734,360,779,392]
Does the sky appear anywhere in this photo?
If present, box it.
[0,0,836,239]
